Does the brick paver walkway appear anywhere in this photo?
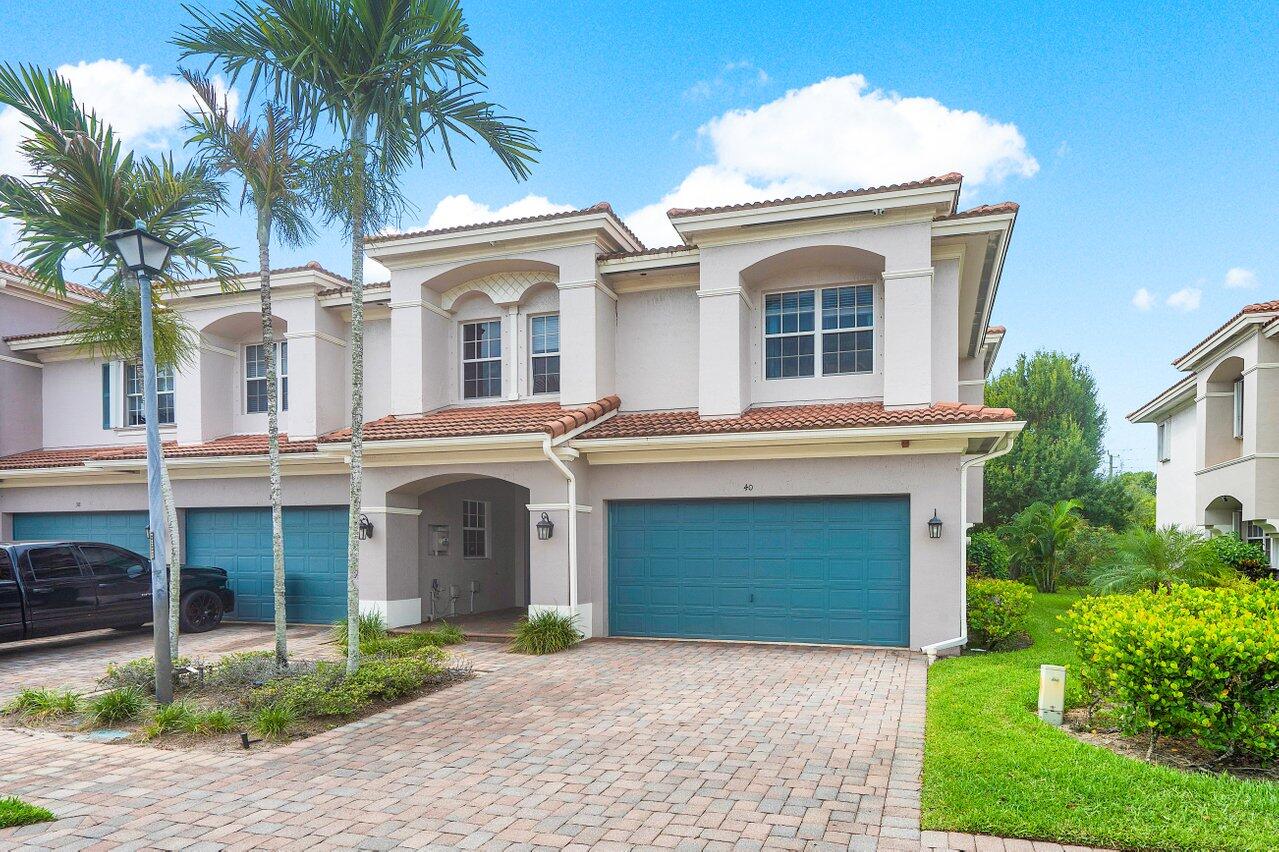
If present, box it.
[0,629,1100,850]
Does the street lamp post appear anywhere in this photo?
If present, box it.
[106,220,176,704]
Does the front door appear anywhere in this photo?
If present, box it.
[21,545,100,637]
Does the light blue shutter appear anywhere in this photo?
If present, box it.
[101,363,111,429]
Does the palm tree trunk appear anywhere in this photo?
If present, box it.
[257,205,288,669]
[162,459,180,661]
[345,113,368,675]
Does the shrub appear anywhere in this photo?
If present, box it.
[966,530,1011,579]
[1063,582,1279,761]
[1058,523,1117,588]
[143,701,196,739]
[1208,534,1272,581]
[180,708,236,736]
[966,578,1033,649]
[511,610,582,655]
[251,703,297,739]
[349,653,446,700]
[1089,526,1232,595]
[208,651,318,688]
[86,687,147,726]
[1005,500,1083,592]
[100,656,193,694]
[3,688,81,719]
[332,611,387,650]
[362,628,462,657]
[0,796,54,829]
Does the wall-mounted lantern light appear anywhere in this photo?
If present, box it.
[536,511,555,541]
[358,513,374,540]
[928,509,943,539]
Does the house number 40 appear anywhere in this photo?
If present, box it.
[742,484,754,491]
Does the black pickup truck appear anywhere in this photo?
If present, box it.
[0,541,235,643]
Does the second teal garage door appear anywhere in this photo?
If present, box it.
[185,506,348,625]
[12,511,150,555]
[608,497,910,647]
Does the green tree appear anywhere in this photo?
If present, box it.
[183,71,317,668]
[1089,526,1232,594]
[984,351,1113,526]
[0,63,236,666]
[177,0,538,673]
[1005,499,1083,592]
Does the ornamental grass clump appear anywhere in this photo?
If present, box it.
[1063,581,1279,762]
[510,610,583,655]
[966,578,1032,650]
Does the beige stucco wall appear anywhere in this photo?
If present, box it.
[1155,402,1198,528]
[614,287,700,411]
[0,291,66,457]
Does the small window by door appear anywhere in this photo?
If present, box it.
[462,500,488,559]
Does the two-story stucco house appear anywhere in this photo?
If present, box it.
[1129,298,1279,562]
[0,172,1022,651]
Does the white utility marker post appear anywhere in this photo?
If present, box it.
[1039,664,1066,726]
[106,220,176,704]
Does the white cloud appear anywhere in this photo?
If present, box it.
[1131,287,1155,310]
[1166,287,1202,312]
[625,74,1038,246]
[683,61,771,101]
[0,59,236,178]
[364,256,391,282]
[423,193,575,230]
[1224,267,1258,289]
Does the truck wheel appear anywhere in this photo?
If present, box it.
[180,589,224,633]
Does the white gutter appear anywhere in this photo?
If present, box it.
[920,431,1017,663]
[535,407,619,611]
[541,435,579,609]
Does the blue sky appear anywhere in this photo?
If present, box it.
[1,1,1276,471]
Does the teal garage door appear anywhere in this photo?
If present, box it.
[12,511,150,555]
[608,497,910,647]
[185,506,348,625]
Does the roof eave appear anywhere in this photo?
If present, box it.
[1173,314,1273,369]
[1127,377,1197,423]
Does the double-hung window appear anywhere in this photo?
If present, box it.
[764,284,873,380]
[1233,377,1245,438]
[462,320,502,399]
[530,314,560,395]
[246,341,288,414]
[125,362,175,426]
[462,499,488,558]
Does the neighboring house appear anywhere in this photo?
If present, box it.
[1129,299,1279,562]
[0,172,1023,651]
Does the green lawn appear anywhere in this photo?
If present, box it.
[923,592,1279,851]
[0,796,53,830]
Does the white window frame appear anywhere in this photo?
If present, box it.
[244,341,288,414]
[762,283,874,381]
[529,312,560,396]
[1232,377,1244,439]
[461,319,503,400]
[461,499,489,559]
[124,362,175,427]
[1156,420,1171,463]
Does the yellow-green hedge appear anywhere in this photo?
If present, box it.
[1062,582,1279,760]
[967,578,1033,649]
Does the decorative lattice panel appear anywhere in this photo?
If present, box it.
[441,271,557,311]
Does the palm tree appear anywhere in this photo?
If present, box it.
[183,71,316,669]
[1089,526,1233,595]
[177,0,538,672]
[1006,499,1084,592]
[0,63,236,664]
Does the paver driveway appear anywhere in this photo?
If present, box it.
[0,631,1047,851]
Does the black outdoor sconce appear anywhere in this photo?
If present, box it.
[928,509,943,539]
[358,513,374,540]
[536,511,555,541]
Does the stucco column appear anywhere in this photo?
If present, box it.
[697,288,750,417]
[356,498,423,628]
[283,331,318,439]
[503,303,520,400]
[557,279,615,405]
[882,267,934,409]
[174,350,204,444]
[526,466,595,638]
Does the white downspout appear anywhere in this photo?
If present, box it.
[920,431,1017,663]
[541,435,579,609]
